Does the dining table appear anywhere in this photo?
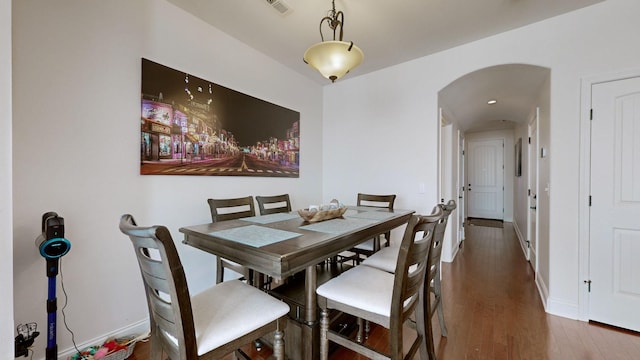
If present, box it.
[180,205,414,360]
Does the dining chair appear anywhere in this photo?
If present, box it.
[255,194,292,288]
[207,196,256,285]
[256,194,292,215]
[362,199,457,359]
[316,208,443,360]
[349,193,397,263]
[119,214,289,360]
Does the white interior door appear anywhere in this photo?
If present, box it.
[589,76,640,332]
[527,110,539,269]
[467,139,504,220]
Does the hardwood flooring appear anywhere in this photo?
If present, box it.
[129,222,640,359]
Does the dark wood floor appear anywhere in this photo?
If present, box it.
[129,222,640,359]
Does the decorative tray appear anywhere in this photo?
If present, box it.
[298,206,347,223]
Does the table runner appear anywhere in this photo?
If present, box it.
[299,217,377,234]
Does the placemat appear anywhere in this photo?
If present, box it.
[299,217,377,234]
[344,209,395,221]
[209,225,301,247]
[240,212,299,224]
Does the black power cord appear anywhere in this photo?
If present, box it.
[59,258,88,359]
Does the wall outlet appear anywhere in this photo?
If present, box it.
[15,323,39,358]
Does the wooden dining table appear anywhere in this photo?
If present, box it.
[180,206,413,360]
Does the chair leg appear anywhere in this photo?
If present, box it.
[149,332,163,360]
[416,290,428,360]
[434,274,448,336]
[425,297,437,360]
[216,257,224,284]
[420,283,438,360]
[320,309,330,360]
[356,317,364,343]
[273,327,285,360]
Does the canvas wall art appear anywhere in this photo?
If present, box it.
[140,58,300,177]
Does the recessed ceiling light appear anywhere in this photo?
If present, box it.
[487,99,497,105]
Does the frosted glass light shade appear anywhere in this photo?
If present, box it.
[304,40,364,82]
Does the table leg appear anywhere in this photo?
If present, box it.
[302,264,318,359]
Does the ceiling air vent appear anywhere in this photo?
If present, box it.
[265,0,292,16]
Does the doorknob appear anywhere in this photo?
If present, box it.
[530,206,537,210]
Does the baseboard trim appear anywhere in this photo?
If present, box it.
[58,318,149,360]
[546,296,580,320]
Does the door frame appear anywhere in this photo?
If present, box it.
[578,67,640,321]
[458,130,465,242]
[527,108,539,270]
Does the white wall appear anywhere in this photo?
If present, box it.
[12,0,323,358]
[1,0,14,358]
[535,76,552,307]
[324,0,640,319]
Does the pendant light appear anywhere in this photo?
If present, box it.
[303,0,364,83]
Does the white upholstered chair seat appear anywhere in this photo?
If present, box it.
[361,245,400,273]
[316,265,395,326]
[353,238,375,251]
[191,280,290,355]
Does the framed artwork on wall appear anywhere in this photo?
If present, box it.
[140,58,300,177]
[515,137,522,177]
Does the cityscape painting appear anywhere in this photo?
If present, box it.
[140,58,300,177]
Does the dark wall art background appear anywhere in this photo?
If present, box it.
[140,58,300,177]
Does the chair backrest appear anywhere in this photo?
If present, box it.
[119,214,197,360]
[207,196,256,222]
[256,194,292,215]
[357,193,396,210]
[389,207,443,356]
[429,200,457,277]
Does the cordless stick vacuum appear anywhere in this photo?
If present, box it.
[35,212,72,360]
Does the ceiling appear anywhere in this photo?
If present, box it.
[439,64,551,132]
[166,0,601,131]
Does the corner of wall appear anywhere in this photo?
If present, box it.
[535,275,549,311]
[546,296,580,320]
[1,0,14,357]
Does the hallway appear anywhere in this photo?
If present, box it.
[431,222,640,359]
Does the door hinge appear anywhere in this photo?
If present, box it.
[589,195,592,206]
[528,137,531,144]
[584,280,592,292]
[590,109,593,120]
[462,150,465,156]
[526,240,530,248]
[528,189,531,196]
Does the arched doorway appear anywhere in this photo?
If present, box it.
[436,64,550,278]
